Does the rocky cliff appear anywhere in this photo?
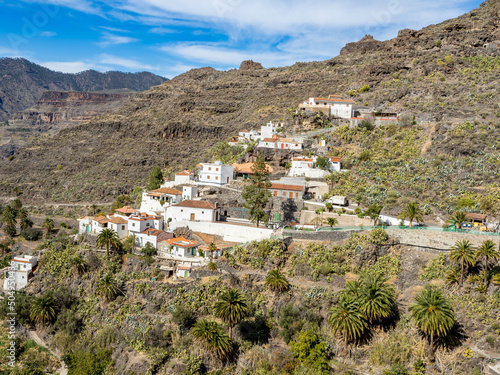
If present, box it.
[0,0,499,203]
[0,58,167,121]
[0,91,133,157]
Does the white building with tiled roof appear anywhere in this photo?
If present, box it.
[140,187,183,213]
[108,216,128,239]
[128,213,163,235]
[289,156,341,178]
[3,255,38,290]
[268,183,305,199]
[164,200,220,224]
[301,95,354,119]
[174,170,195,185]
[135,228,173,248]
[158,236,199,258]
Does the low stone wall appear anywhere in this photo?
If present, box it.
[300,210,373,226]
[386,228,499,251]
[168,221,274,243]
[285,230,361,242]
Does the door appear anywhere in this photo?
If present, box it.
[289,192,293,198]
[281,143,284,149]
[190,213,195,221]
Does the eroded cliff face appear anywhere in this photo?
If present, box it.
[0,91,133,157]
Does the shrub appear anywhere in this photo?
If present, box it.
[369,228,389,244]
[21,228,42,241]
[359,84,370,93]
[358,120,374,132]
[485,336,496,348]
[359,150,372,161]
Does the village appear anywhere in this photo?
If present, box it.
[1,95,490,287]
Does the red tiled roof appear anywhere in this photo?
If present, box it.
[178,266,191,270]
[176,170,192,176]
[141,228,163,236]
[269,184,304,191]
[329,156,341,162]
[293,158,314,162]
[115,206,138,214]
[174,200,216,210]
[313,97,354,103]
[261,138,277,143]
[466,213,487,221]
[93,216,109,224]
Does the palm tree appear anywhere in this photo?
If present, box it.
[409,288,455,360]
[30,295,57,326]
[398,202,424,228]
[208,242,219,258]
[492,273,500,286]
[207,261,218,271]
[450,239,476,286]
[328,295,367,352]
[1,205,17,228]
[265,269,289,292]
[214,289,248,339]
[324,217,338,229]
[342,280,362,299]
[70,255,87,276]
[445,267,461,286]
[41,218,55,237]
[96,273,121,302]
[476,240,499,285]
[19,208,33,232]
[96,228,121,257]
[449,211,467,231]
[358,274,396,324]
[191,319,232,357]
[310,215,324,230]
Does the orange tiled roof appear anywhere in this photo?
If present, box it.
[141,228,164,236]
[466,213,487,221]
[165,237,198,248]
[176,170,192,176]
[150,188,182,195]
[260,138,277,143]
[93,216,109,224]
[313,97,354,103]
[292,158,314,162]
[329,156,341,162]
[269,184,304,192]
[232,162,273,174]
[109,217,128,224]
[174,200,216,210]
[115,206,138,214]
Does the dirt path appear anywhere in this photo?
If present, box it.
[27,330,68,375]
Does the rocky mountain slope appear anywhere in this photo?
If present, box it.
[0,58,167,121]
[0,0,499,204]
[0,90,134,157]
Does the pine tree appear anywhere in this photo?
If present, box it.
[147,166,163,190]
[241,153,272,227]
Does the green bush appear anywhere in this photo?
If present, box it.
[21,228,42,241]
[359,84,370,93]
[369,228,389,245]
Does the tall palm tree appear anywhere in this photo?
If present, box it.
[398,202,424,228]
[1,205,17,227]
[476,240,499,285]
[409,288,455,360]
[324,217,339,229]
[310,215,324,230]
[96,228,121,257]
[358,274,396,324]
[265,269,289,292]
[214,289,248,339]
[41,218,55,237]
[30,295,57,326]
[19,208,33,232]
[450,239,476,286]
[191,319,232,357]
[96,273,121,302]
[449,211,467,231]
[342,280,362,299]
[328,295,367,351]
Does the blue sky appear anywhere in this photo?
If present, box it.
[0,0,484,78]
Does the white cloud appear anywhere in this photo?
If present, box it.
[97,32,139,47]
[98,54,156,71]
[149,27,178,35]
[38,60,96,73]
[100,26,130,33]
[39,31,57,37]
[0,46,26,57]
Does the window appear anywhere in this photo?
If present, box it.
[295,192,299,198]
[283,192,286,196]
[207,175,210,179]
[181,209,183,212]
[208,167,211,171]
[274,191,277,196]
[202,211,204,214]
[132,223,135,227]
[215,176,218,180]
[122,225,125,230]
[146,223,150,227]
[216,168,219,171]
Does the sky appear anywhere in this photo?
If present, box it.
[0,0,485,78]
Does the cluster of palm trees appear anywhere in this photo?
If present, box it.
[448,239,500,287]
[191,288,248,358]
[328,274,455,360]
[0,199,34,237]
[398,202,424,228]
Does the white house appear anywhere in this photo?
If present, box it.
[261,121,284,139]
[176,265,192,278]
[91,216,109,235]
[258,137,278,148]
[301,95,354,119]
[140,188,183,213]
[276,138,303,150]
[3,255,38,290]
[135,228,173,248]
[107,216,128,239]
[159,237,199,258]
[289,156,341,178]
[77,216,93,234]
[238,129,261,142]
[174,170,195,184]
[197,161,233,186]
[128,214,163,235]
[182,185,198,200]
[165,200,220,224]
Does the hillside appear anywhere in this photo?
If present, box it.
[0,90,134,157]
[0,58,167,121]
[0,0,499,206]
